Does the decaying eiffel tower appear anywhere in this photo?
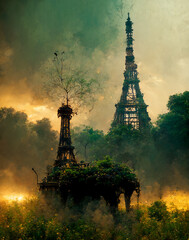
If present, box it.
[39,102,78,191]
[54,102,77,167]
[113,13,150,130]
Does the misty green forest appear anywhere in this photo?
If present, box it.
[0,91,189,239]
[0,91,188,192]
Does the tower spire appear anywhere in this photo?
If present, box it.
[113,14,150,130]
[127,12,130,20]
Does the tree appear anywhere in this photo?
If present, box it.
[0,107,58,188]
[72,123,152,170]
[152,91,189,184]
[72,126,105,162]
[106,124,145,168]
[167,91,189,115]
[53,156,140,211]
[43,51,100,110]
[154,91,189,152]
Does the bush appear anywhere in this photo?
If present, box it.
[148,201,169,221]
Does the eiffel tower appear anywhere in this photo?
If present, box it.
[113,13,150,130]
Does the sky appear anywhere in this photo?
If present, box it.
[0,0,189,132]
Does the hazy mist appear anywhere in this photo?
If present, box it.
[0,0,188,132]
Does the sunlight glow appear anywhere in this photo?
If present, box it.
[3,193,29,203]
[119,191,189,211]
[162,191,189,211]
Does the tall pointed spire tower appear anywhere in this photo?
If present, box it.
[113,13,150,130]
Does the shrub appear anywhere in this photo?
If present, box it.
[148,201,169,221]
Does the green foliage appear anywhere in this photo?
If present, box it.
[167,91,189,114]
[148,201,169,221]
[106,124,151,168]
[107,124,141,144]
[154,91,189,149]
[0,107,58,180]
[97,156,113,168]
[152,91,189,183]
[72,126,105,162]
[0,199,189,240]
[59,156,139,190]
[72,124,150,170]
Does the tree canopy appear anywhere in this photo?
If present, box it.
[46,156,140,209]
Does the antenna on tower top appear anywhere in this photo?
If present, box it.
[128,12,130,20]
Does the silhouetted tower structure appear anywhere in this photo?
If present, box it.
[54,103,77,167]
[113,13,150,130]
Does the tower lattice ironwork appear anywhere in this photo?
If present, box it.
[113,13,150,130]
[54,103,77,167]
